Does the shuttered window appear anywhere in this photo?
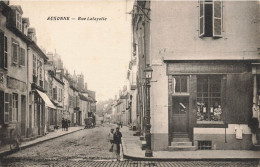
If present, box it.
[12,93,18,121]
[9,93,12,122]
[19,48,25,66]
[199,0,222,38]
[4,93,9,124]
[199,0,205,37]
[213,0,222,37]
[0,32,8,69]
[4,36,7,69]
[12,41,19,64]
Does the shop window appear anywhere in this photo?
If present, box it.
[197,75,222,121]
[172,76,189,94]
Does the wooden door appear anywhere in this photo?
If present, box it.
[172,96,189,136]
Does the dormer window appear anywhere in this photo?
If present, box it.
[16,12,22,31]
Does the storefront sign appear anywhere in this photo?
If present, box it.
[7,76,26,92]
[167,62,248,74]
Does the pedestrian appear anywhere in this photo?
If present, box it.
[61,118,65,131]
[68,119,71,127]
[113,127,122,161]
[107,128,114,152]
[120,121,123,128]
[65,119,68,131]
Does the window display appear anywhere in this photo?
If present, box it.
[196,75,222,121]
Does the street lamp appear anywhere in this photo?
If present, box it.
[144,65,153,157]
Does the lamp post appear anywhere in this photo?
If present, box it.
[144,65,153,157]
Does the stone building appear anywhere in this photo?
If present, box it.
[132,0,260,151]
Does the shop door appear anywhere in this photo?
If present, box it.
[172,96,189,136]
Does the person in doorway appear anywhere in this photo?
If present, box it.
[107,128,114,152]
[113,127,122,161]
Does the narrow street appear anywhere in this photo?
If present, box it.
[0,124,259,167]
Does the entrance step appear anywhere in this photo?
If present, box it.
[168,145,196,151]
[172,138,191,142]
[172,133,189,138]
[171,141,192,146]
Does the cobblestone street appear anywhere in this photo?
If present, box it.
[0,124,259,166]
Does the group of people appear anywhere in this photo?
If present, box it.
[107,127,122,161]
[61,118,71,131]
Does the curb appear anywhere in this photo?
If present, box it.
[122,139,260,161]
[0,128,84,158]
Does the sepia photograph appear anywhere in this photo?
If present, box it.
[0,0,259,166]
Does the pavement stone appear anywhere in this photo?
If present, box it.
[0,126,84,157]
[1,159,259,167]
[120,126,260,160]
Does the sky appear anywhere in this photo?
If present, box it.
[10,0,134,102]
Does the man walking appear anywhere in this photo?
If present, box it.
[113,127,122,161]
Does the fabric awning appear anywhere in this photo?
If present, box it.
[36,90,56,109]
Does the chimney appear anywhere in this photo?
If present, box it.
[84,83,88,90]
[28,27,37,43]
[22,18,30,35]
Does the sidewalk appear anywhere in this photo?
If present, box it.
[0,126,84,157]
[120,126,260,161]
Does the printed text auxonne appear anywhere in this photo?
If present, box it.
[47,17,107,21]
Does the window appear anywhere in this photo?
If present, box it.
[198,141,212,150]
[12,41,19,64]
[197,75,222,121]
[16,12,22,31]
[33,54,37,76]
[199,0,222,37]
[172,96,189,114]
[172,76,189,94]
[0,33,8,69]
[19,48,25,66]
[12,93,18,121]
[4,93,9,124]
[53,87,57,100]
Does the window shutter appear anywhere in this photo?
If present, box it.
[199,0,205,37]
[0,31,4,68]
[8,93,12,122]
[4,93,9,124]
[213,0,222,37]
[19,48,25,66]
[4,36,8,69]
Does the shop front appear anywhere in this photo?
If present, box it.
[167,61,254,150]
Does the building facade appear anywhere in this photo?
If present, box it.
[132,0,260,151]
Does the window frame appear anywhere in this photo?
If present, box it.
[196,75,222,122]
[199,0,223,38]
[12,41,19,65]
[4,36,8,69]
[16,12,22,31]
[172,75,190,96]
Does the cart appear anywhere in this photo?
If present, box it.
[84,118,93,129]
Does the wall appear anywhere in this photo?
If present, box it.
[150,1,259,62]
[150,63,169,150]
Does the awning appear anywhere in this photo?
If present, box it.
[36,90,56,109]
